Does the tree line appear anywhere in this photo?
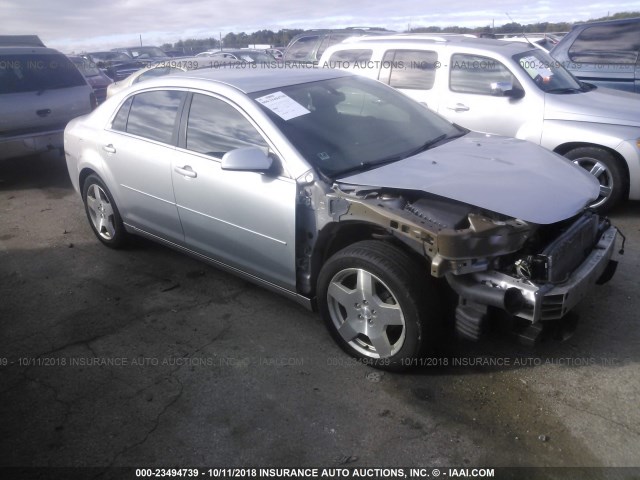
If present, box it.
[160,11,639,52]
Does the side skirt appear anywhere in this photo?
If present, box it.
[124,223,314,311]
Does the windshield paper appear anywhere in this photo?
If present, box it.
[519,55,553,83]
[255,91,310,120]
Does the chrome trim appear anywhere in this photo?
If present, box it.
[176,204,287,245]
[123,223,311,309]
[120,184,176,205]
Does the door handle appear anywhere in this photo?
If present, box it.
[102,144,116,154]
[447,103,470,112]
[36,109,51,117]
[174,165,197,178]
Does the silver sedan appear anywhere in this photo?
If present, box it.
[65,68,617,369]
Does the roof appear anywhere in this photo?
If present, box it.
[342,35,536,55]
[571,16,640,29]
[0,35,45,47]
[174,67,351,93]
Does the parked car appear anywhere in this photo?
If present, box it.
[550,17,640,93]
[195,49,275,63]
[111,46,171,64]
[65,68,618,369]
[105,57,242,99]
[0,35,95,160]
[497,34,562,52]
[320,35,640,211]
[283,27,393,63]
[68,55,113,103]
[83,51,143,81]
[266,48,284,61]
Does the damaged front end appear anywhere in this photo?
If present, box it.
[307,182,618,339]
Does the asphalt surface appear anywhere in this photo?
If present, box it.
[1,152,639,477]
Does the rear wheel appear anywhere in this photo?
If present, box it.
[564,146,626,212]
[82,174,127,248]
[317,240,438,370]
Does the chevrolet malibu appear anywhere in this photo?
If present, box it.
[64,68,618,370]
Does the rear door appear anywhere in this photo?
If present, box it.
[377,49,440,108]
[171,92,297,289]
[102,89,186,244]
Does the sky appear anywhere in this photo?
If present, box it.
[1,0,637,53]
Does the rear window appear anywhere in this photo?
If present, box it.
[0,53,86,94]
[111,90,185,144]
[327,49,373,66]
[380,50,439,90]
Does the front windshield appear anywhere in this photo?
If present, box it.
[514,50,584,93]
[250,75,464,178]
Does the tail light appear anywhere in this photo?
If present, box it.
[90,92,98,110]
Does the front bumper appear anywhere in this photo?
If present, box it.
[448,225,618,323]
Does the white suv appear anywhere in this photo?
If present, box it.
[320,35,640,212]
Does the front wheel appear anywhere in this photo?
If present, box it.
[564,146,626,213]
[82,174,128,248]
[317,240,438,370]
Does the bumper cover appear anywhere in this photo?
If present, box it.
[0,130,64,160]
[448,226,618,323]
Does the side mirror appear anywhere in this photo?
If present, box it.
[490,81,525,99]
[221,147,273,172]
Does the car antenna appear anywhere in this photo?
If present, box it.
[505,12,534,48]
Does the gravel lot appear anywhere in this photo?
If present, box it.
[1,151,639,476]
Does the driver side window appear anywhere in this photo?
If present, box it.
[450,54,522,95]
[185,94,268,159]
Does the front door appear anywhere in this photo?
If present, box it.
[171,93,297,289]
[438,53,544,143]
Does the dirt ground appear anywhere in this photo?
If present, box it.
[1,152,639,477]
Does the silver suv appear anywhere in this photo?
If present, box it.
[0,36,95,160]
[320,35,640,211]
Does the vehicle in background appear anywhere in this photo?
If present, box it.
[550,17,640,93]
[64,68,617,369]
[283,27,393,63]
[266,48,284,60]
[320,35,640,211]
[83,51,143,81]
[106,57,242,99]
[111,46,171,65]
[497,33,562,52]
[68,55,113,104]
[163,49,186,57]
[195,49,275,63]
[0,35,95,160]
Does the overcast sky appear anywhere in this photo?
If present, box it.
[2,0,637,52]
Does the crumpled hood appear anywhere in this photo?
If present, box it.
[338,133,599,224]
[544,87,640,127]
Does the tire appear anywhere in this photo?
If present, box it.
[564,146,626,213]
[82,174,128,248]
[317,240,439,371]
